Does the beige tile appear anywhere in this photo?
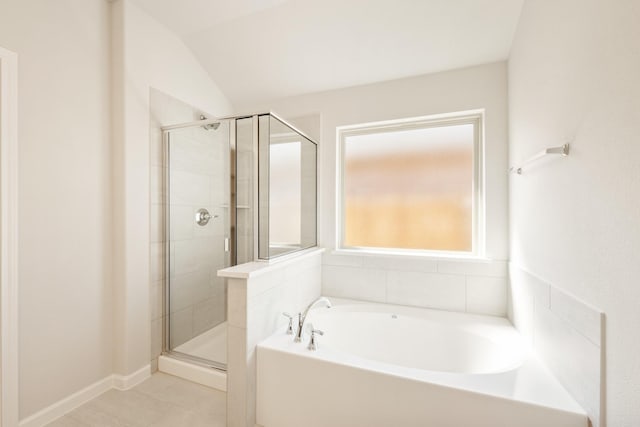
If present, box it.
[137,375,226,414]
[46,373,226,427]
[46,415,89,427]
[151,409,225,427]
[77,389,168,427]
[65,405,136,427]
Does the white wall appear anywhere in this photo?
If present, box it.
[0,0,112,419]
[111,0,233,377]
[0,0,233,419]
[508,1,640,425]
[244,62,510,316]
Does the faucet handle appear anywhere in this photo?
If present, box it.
[294,312,303,342]
[282,312,294,335]
[307,323,324,351]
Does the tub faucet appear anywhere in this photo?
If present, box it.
[294,296,332,342]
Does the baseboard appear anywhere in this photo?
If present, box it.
[112,364,151,390]
[158,355,226,391]
[18,376,113,427]
[19,364,151,427]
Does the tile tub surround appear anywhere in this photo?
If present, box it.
[508,264,605,427]
[219,248,323,427]
[322,251,508,316]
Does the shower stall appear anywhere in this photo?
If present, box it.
[160,113,317,372]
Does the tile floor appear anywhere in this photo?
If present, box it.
[46,373,226,427]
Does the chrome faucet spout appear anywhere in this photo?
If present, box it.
[294,297,332,342]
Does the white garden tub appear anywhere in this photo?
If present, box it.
[256,298,588,427]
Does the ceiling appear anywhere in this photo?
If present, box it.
[130,0,525,108]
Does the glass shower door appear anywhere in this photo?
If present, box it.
[166,120,230,368]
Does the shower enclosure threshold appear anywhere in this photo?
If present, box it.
[159,322,228,392]
[158,354,226,392]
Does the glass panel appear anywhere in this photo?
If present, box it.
[235,117,255,264]
[167,120,230,366]
[343,123,474,252]
[258,115,317,259]
[258,115,270,258]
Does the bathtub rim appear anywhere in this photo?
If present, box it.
[258,297,587,418]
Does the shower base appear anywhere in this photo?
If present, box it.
[158,322,227,392]
[175,321,227,364]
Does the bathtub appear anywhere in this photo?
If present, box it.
[256,298,588,427]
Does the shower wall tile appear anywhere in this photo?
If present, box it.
[170,269,210,314]
[150,203,164,243]
[322,252,508,316]
[150,166,165,205]
[150,242,165,282]
[169,170,212,206]
[236,178,251,207]
[172,238,217,276]
[170,135,220,175]
[208,174,226,206]
[169,205,193,241]
[169,307,194,348]
[210,273,226,297]
[193,297,221,336]
[150,280,163,321]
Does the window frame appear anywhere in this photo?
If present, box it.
[336,110,485,258]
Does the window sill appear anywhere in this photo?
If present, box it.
[332,248,495,263]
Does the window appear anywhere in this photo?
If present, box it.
[337,112,483,255]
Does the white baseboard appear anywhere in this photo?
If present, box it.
[112,364,151,390]
[18,376,113,427]
[19,364,151,427]
[158,355,226,391]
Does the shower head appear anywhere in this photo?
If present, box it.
[199,114,220,131]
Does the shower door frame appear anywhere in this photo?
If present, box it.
[0,46,19,427]
[161,118,236,371]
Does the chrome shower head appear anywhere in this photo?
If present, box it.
[199,114,220,131]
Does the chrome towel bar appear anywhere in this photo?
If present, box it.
[509,143,570,174]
